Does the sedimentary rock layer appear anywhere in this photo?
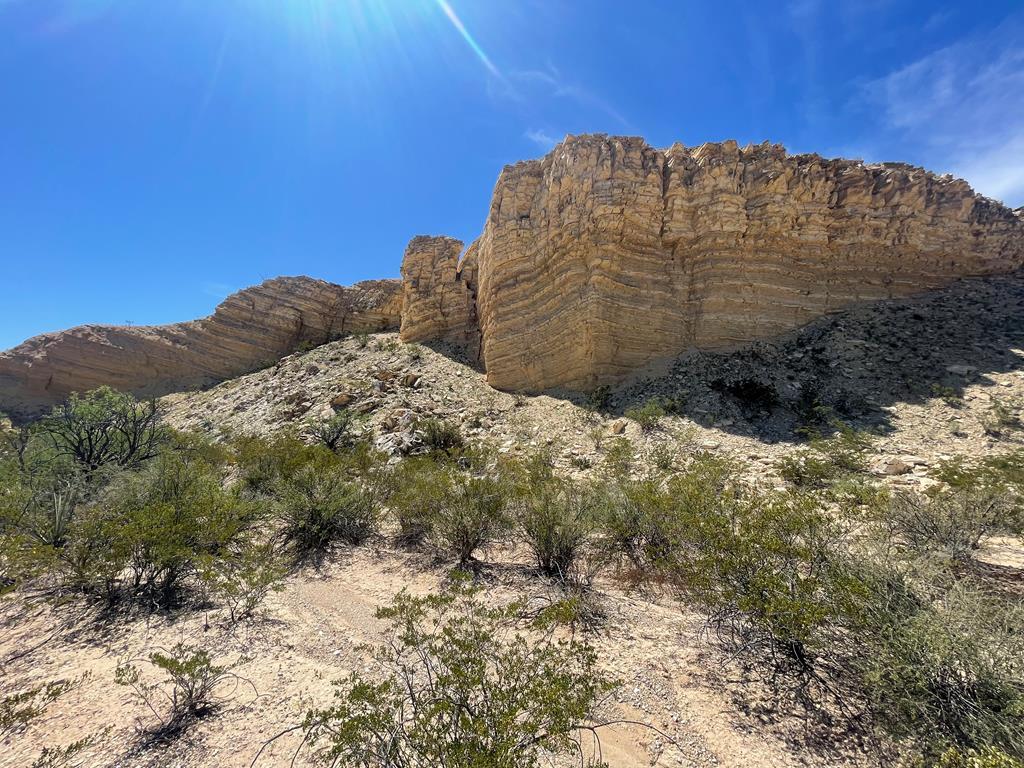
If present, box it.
[398,235,479,354]
[468,135,1024,390]
[0,277,402,417]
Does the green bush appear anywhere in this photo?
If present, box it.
[198,541,285,622]
[415,417,464,456]
[274,464,377,559]
[777,420,873,489]
[309,410,359,452]
[430,473,510,566]
[603,437,635,477]
[39,387,168,473]
[83,453,253,605]
[625,398,666,432]
[855,583,1024,762]
[517,479,595,579]
[383,458,454,547]
[116,643,251,738]
[885,489,1021,561]
[232,432,340,498]
[300,579,614,768]
[928,747,1024,768]
[663,484,855,668]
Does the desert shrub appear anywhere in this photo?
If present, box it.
[1,677,96,768]
[415,417,464,456]
[384,458,454,547]
[982,398,1023,437]
[585,384,612,413]
[596,477,673,568]
[115,644,253,738]
[106,454,253,606]
[274,464,377,559]
[1,679,78,737]
[932,384,965,409]
[570,454,593,470]
[663,486,855,669]
[885,490,1022,561]
[517,479,596,579]
[39,387,168,474]
[232,433,340,497]
[198,541,285,622]
[928,747,1024,768]
[60,453,253,605]
[296,579,615,768]
[430,473,511,566]
[931,452,1024,503]
[309,410,359,452]
[650,442,677,472]
[777,420,873,489]
[855,583,1024,762]
[625,398,666,432]
[604,437,635,477]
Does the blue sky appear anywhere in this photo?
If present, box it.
[2,0,1023,349]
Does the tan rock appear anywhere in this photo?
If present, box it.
[398,235,479,354]
[467,135,1024,391]
[0,276,401,418]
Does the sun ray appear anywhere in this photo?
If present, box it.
[434,0,500,78]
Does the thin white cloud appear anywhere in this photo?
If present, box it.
[508,65,633,132]
[524,129,558,151]
[861,17,1024,205]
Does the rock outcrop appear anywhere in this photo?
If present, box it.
[398,235,479,354]
[0,277,401,418]
[425,135,1024,390]
[5,133,1024,415]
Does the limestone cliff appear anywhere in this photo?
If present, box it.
[458,135,1024,390]
[398,235,479,354]
[0,276,402,417]
[5,133,1024,414]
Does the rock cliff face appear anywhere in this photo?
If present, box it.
[0,277,401,418]
[398,235,480,354]
[5,133,1024,415]
[444,135,1024,390]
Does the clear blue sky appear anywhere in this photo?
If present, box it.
[2,0,1023,350]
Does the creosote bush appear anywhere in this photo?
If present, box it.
[382,457,453,547]
[517,479,596,579]
[430,472,511,566]
[294,578,615,768]
[274,464,377,559]
[777,420,873,489]
[624,398,666,432]
[115,644,253,738]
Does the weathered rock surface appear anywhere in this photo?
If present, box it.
[0,276,401,417]
[398,235,479,354]
[466,135,1024,390]
[5,133,1024,414]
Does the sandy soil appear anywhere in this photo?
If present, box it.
[1,541,895,768]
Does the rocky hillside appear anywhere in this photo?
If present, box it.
[164,272,1024,491]
[0,277,401,419]
[4,134,1023,416]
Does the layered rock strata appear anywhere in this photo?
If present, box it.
[459,135,1024,390]
[0,277,401,417]
[398,235,479,354]
[5,134,1024,414]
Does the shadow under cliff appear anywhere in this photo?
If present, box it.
[414,273,1024,446]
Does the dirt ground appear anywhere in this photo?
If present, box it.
[3,537,905,768]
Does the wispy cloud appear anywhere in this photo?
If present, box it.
[524,128,558,151]
[861,16,1024,205]
[508,65,632,131]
